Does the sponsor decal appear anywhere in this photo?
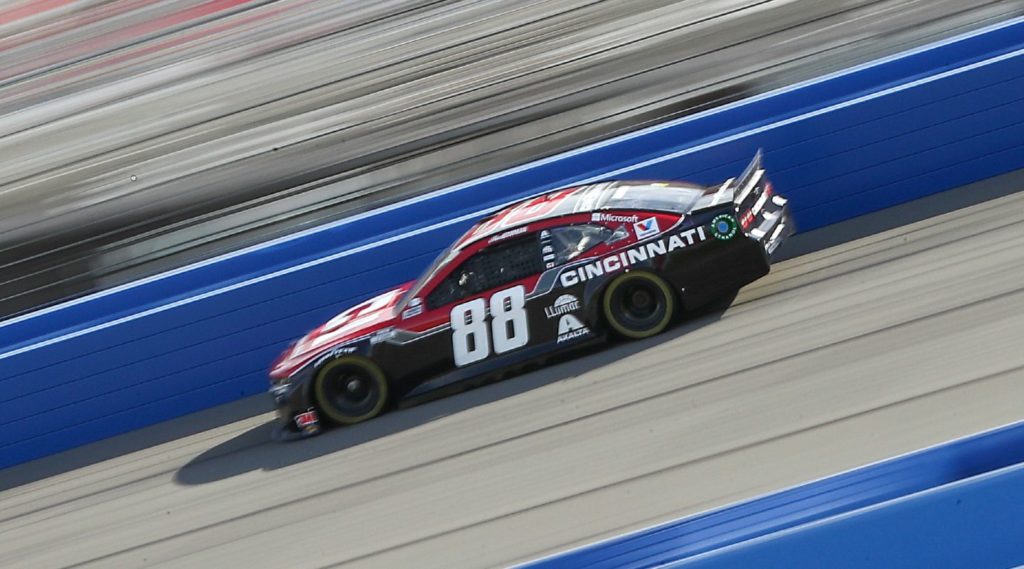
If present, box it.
[312,345,357,368]
[592,212,639,224]
[294,408,320,433]
[370,328,396,345]
[488,226,528,243]
[633,217,660,240]
[540,230,556,268]
[739,210,755,230]
[559,226,708,287]
[711,214,738,240]
[557,314,590,343]
[401,298,423,319]
[544,294,581,319]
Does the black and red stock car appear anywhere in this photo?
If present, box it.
[268,152,792,438]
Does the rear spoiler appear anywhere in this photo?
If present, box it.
[737,149,761,195]
[732,149,765,205]
[692,150,765,211]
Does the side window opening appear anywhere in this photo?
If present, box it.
[427,235,542,309]
[544,224,614,266]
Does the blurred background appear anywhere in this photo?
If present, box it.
[1,0,1021,319]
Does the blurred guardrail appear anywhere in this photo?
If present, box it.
[1,15,1023,469]
[523,420,1024,568]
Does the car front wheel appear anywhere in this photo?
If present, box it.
[313,355,389,425]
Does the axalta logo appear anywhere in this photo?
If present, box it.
[559,226,708,287]
[557,314,590,343]
[545,294,580,319]
[592,213,639,223]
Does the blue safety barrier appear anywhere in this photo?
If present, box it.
[524,421,1024,569]
[677,464,1024,569]
[2,17,1024,468]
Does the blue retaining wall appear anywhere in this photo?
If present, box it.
[525,421,1024,569]
[2,17,1024,468]
[677,464,1024,569]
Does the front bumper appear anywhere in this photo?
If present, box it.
[268,366,322,440]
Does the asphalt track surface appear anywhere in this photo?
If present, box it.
[2,171,1023,568]
[3,0,1022,317]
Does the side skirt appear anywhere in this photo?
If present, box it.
[397,335,606,407]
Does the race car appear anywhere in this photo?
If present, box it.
[268,151,792,438]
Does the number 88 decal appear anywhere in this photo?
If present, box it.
[450,286,529,367]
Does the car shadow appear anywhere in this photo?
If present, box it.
[173,293,737,485]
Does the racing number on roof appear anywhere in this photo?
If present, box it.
[473,189,574,237]
[451,286,529,367]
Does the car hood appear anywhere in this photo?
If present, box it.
[270,282,413,378]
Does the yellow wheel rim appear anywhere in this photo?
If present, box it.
[602,272,676,339]
[313,355,389,424]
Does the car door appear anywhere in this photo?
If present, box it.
[386,224,619,397]
[534,222,619,344]
[376,236,545,397]
[424,233,546,370]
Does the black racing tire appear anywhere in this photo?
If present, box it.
[313,355,389,425]
[602,271,677,340]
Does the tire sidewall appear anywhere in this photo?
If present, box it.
[602,271,676,340]
[313,355,389,425]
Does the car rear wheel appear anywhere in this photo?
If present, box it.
[602,271,676,339]
[313,356,389,425]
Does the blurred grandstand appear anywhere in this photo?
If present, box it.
[0,0,1021,318]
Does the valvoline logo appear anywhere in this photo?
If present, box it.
[633,217,660,240]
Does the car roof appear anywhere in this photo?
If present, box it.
[400,179,709,309]
[457,180,706,248]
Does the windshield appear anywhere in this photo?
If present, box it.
[398,240,461,310]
